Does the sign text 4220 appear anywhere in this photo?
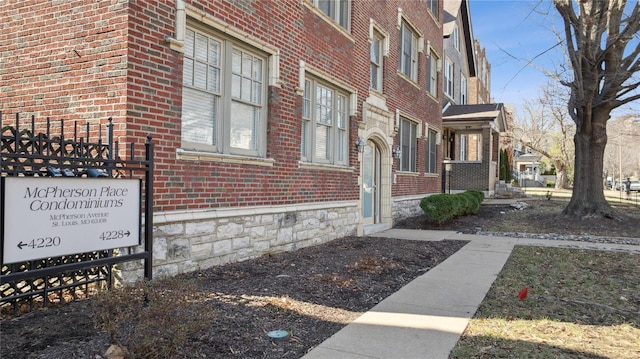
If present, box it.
[17,237,62,250]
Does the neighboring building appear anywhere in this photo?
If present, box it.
[440,0,507,196]
[442,103,507,194]
[513,150,546,187]
[470,39,491,105]
[1,0,444,278]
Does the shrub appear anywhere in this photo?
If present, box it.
[420,194,457,224]
[460,192,481,215]
[92,278,215,359]
[420,191,484,224]
[465,189,485,204]
[453,193,471,215]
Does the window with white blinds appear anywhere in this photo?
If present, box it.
[301,77,349,166]
[426,129,437,174]
[182,26,266,156]
[398,117,417,172]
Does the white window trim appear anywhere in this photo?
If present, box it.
[427,47,440,98]
[299,61,358,116]
[300,65,356,167]
[425,127,438,174]
[444,57,454,99]
[303,0,354,40]
[369,19,390,56]
[460,75,468,104]
[397,8,425,83]
[396,112,421,173]
[369,19,390,93]
[171,4,282,88]
[181,23,269,157]
[453,25,460,52]
[459,132,482,162]
[427,0,439,21]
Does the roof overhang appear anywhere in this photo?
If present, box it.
[442,104,507,132]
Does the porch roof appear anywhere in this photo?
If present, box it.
[442,103,507,132]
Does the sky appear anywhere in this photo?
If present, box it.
[468,0,639,118]
[468,0,566,116]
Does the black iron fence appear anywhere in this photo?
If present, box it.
[0,112,153,316]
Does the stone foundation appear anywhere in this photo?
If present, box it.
[120,201,359,281]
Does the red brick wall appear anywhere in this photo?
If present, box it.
[1,0,129,137]
[2,0,444,212]
[348,1,443,197]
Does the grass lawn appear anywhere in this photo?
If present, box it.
[450,247,640,358]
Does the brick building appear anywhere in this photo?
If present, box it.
[440,0,507,196]
[2,0,445,278]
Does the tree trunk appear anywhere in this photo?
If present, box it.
[554,170,567,190]
[553,160,569,189]
[562,112,618,219]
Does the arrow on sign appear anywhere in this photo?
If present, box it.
[125,231,131,237]
[17,241,28,250]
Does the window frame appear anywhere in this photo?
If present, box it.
[444,57,454,99]
[301,76,350,166]
[459,133,482,162]
[460,75,468,104]
[370,29,384,92]
[313,0,351,30]
[426,128,438,174]
[181,24,268,157]
[427,50,439,97]
[397,117,417,172]
[453,25,460,52]
[428,0,438,17]
[399,20,419,81]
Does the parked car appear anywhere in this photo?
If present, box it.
[615,181,623,191]
[617,180,640,191]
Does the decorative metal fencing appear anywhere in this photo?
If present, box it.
[0,112,153,316]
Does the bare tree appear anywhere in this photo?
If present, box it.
[553,0,640,218]
[515,82,575,189]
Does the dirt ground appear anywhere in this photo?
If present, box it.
[396,198,640,239]
[1,199,639,359]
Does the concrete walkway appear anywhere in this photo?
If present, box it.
[301,230,640,359]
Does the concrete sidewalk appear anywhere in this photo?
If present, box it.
[301,230,640,359]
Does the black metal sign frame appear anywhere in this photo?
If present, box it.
[0,112,153,316]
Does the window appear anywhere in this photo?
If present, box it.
[182,27,266,156]
[426,129,437,174]
[315,0,350,29]
[427,50,438,97]
[301,77,349,166]
[460,133,481,161]
[453,25,460,51]
[397,117,417,172]
[370,30,383,92]
[444,57,454,98]
[428,0,438,17]
[460,75,468,104]
[399,21,418,81]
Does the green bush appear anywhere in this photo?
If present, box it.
[465,189,485,204]
[454,193,472,215]
[420,194,457,224]
[460,192,481,215]
[420,191,484,224]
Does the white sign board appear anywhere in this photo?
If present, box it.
[2,177,141,264]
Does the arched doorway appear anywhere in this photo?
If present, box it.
[362,140,382,226]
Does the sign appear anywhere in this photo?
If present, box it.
[1,177,141,264]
